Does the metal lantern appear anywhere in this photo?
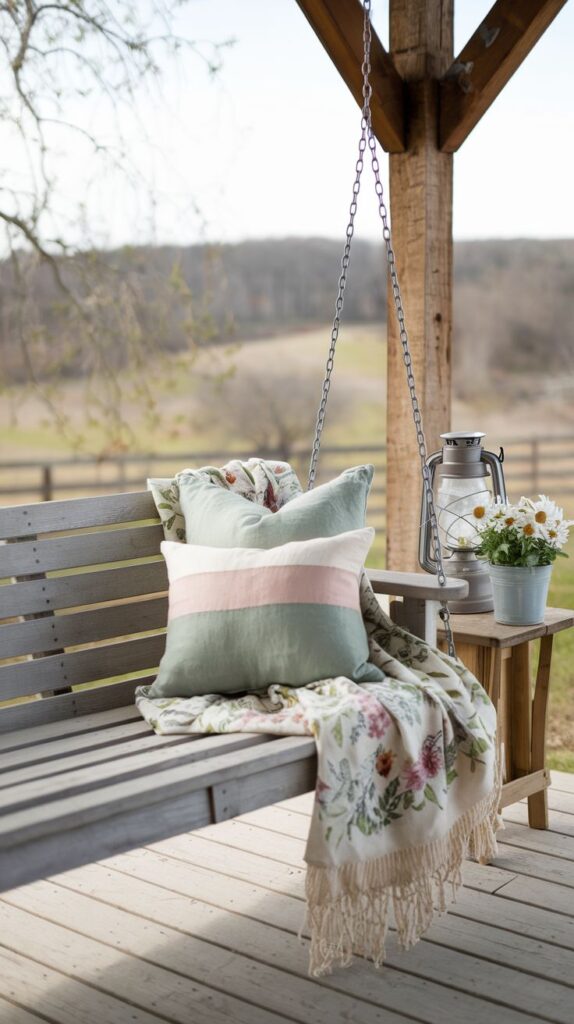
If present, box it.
[419,431,507,613]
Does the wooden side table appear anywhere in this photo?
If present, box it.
[438,608,574,829]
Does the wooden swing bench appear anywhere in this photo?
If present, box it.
[0,489,468,893]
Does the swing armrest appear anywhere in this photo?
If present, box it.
[366,569,468,645]
[367,568,468,602]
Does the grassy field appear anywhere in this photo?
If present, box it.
[1,323,572,770]
[545,544,574,770]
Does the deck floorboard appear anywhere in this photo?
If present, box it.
[1,779,573,1024]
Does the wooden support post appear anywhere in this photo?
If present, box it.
[41,465,52,502]
[386,0,453,572]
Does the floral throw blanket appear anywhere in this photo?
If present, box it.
[136,459,501,976]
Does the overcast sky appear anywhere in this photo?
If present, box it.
[41,0,574,247]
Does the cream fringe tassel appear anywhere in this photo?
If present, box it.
[304,753,503,976]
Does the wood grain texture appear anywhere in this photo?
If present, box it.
[0,595,167,660]
[438,607,574,648]
[505,799,574,837]
[508,641,532,783]
[146,816,571,1023]
[369,567,467,600]
[0,900,315,1024]
[0,703,140,751]
[0,523,164,578]
[0,719,153,771]
[0,734,271,812]
[0,677,148,735]
[0,735,317,890]
[440,0,569,151]
[500,770,550,808]
[0,946,168,1024]
[0,729,192,787]
[0,997,49,1024]
[37,862,470,1024]
[1,560,167,619]
[497,820,574,861]
[2,781,571,1024]
[529,634,553,828]
[0,489,157,540]
[0,735,315,848]
[93,853,542,1024]
[0,787,212,893]
[294,0,405,152]
[0,633,166,701]
[386,0,454,572]
[1,885,409,1024]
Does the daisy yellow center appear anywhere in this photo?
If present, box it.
[549,529,557,539]
[473,506,486,519]
[523,523,535,536]
[505,517,515,526]
[535,511,547,523]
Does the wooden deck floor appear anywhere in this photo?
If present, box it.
[0,775,573,1024]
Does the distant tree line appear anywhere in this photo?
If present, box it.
[1,237,573,399]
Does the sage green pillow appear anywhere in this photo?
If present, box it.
[178,464,374,549]
[149,528,383,697]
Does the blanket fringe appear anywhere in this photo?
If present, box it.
[304,753,502,977]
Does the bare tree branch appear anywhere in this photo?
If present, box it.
[0,1,234,450]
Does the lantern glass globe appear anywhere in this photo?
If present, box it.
[436,477,492,551]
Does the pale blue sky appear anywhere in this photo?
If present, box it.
[27,0,574,247]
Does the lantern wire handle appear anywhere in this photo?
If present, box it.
[307,0,456,659]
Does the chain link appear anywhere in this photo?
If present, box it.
[307,0,455,658]
[307,137,367,489]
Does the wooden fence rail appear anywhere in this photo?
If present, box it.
[1,435,573,521]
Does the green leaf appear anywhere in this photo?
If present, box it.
[412,801,425,811]
[446,768,458,785]
[166,515,175,531]
[157,502,173,510]
[424,783,443,809]
[445,689,461,698]
[403,789,415,810]
[385,777,400,800]
[332,719,343,748]
[427,671,449,678]
[356,814,371,836]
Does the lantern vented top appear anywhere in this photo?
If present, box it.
[440,431,485,447]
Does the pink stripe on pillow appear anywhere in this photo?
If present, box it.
[168,564,360,620]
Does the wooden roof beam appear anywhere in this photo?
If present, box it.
[440,0,568,152]
[294,0,406,152]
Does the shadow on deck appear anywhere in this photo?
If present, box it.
[1,773,573,1024]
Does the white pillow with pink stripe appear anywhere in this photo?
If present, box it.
[149,528,383,697]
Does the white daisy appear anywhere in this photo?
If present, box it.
[532,495,562,529]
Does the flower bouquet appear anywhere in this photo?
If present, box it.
[473,495,573,625]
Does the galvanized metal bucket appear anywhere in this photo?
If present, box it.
[488,564,553,626]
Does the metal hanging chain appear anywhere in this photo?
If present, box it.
[307,132,368,490]
[307,0,455,658]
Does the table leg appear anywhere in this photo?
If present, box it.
[508,641,532,785]
[529,635,553,829]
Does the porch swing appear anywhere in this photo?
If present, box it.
[0,0,468,891]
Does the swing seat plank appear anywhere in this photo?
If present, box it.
[0,489,466,892]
